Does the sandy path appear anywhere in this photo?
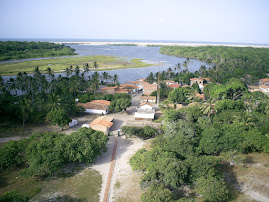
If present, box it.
[110,137,146,202]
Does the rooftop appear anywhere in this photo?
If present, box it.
[140,102,153,107]
[260,78,269,82]
[90,116,114,128]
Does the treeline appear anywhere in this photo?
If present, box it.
[160,46,269,84]
[0,41,77,61]
[130,78,269,201]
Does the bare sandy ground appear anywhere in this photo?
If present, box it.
[110,137,146,202]
[52,41,269,48]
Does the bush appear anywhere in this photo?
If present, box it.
[109,98,131,112]
[46,108,71,130]
[0,139,28,170]
[195,175,228,202]
[0,128,108,177]
[141,182,173,202]
[63,127,108,163]
[24,132,66,177]
[122,126,158,140]
[0,191,29,202]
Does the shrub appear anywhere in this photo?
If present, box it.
[122,126,158,140]
[141,182,173,202]
[0,191,29,202]
[0,139,28,170]
[195,175,228,202]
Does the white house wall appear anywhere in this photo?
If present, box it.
[140,105,153,110]
[85,109,108,114]
[134,112,155,119]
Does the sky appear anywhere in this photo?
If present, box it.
[0,0,269,44]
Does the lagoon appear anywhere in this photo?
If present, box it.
[2,45,210,83]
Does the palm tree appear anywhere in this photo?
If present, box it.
[102,72,108,83]
[183,60,188,72]
[20,98,32,128]
[65,67,70,78]
[75,65,80,77]
[201,99,215,121]
[46,67,54,79]
[113,74,119,84]
[93,61,98,69]
[176,62,181,71]
[91,72,100,92]
[83,63,90,74]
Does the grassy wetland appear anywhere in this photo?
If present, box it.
[0,55,151,75]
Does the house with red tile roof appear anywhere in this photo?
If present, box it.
[79,100,111,114]
[143,83,158,95]
[82,116,114,134]
[129,79,151,90]
[259,78,269,93]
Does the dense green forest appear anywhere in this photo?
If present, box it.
[131,71,269,201]
[160,46,269,84]
[0,41,77,61]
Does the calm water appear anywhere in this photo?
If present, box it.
[2,45,211,83]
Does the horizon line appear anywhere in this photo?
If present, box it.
[0,38,269,46]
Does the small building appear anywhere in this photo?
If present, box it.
[100,86,118,94]
[100,86,133,94]
[190,78,204,90]
[190,77,211,90]
[140,96,156,103]
[134,108,155,121]
[259,78,269,93]
[79,100,111,114]
[120,83,139,93]
[143,84,158,95]
[163,80,178,85]
[129,79,151,90]
[82,116,114,134]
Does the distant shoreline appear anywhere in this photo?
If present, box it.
[51,41,269,48]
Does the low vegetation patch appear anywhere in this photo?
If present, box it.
[0,41,77,61]
[122,126,159,140]
[0,55,151,75]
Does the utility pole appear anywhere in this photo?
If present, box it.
[157,54,160,105]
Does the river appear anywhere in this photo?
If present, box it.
[1,45,210,83]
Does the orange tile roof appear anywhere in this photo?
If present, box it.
[140,96,156,100]
[182,85,191,88]
[140,102,153,107]
[163,80,176,83]
[90,116,114,128]
[260,78,269,82]
[90,100,111,106]
[79,100,111,110]
[101,86,118,90]
[195,93,205,100]
[120,83,138,89]
[167,84,181,89]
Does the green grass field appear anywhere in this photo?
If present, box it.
[0,55,152,75]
